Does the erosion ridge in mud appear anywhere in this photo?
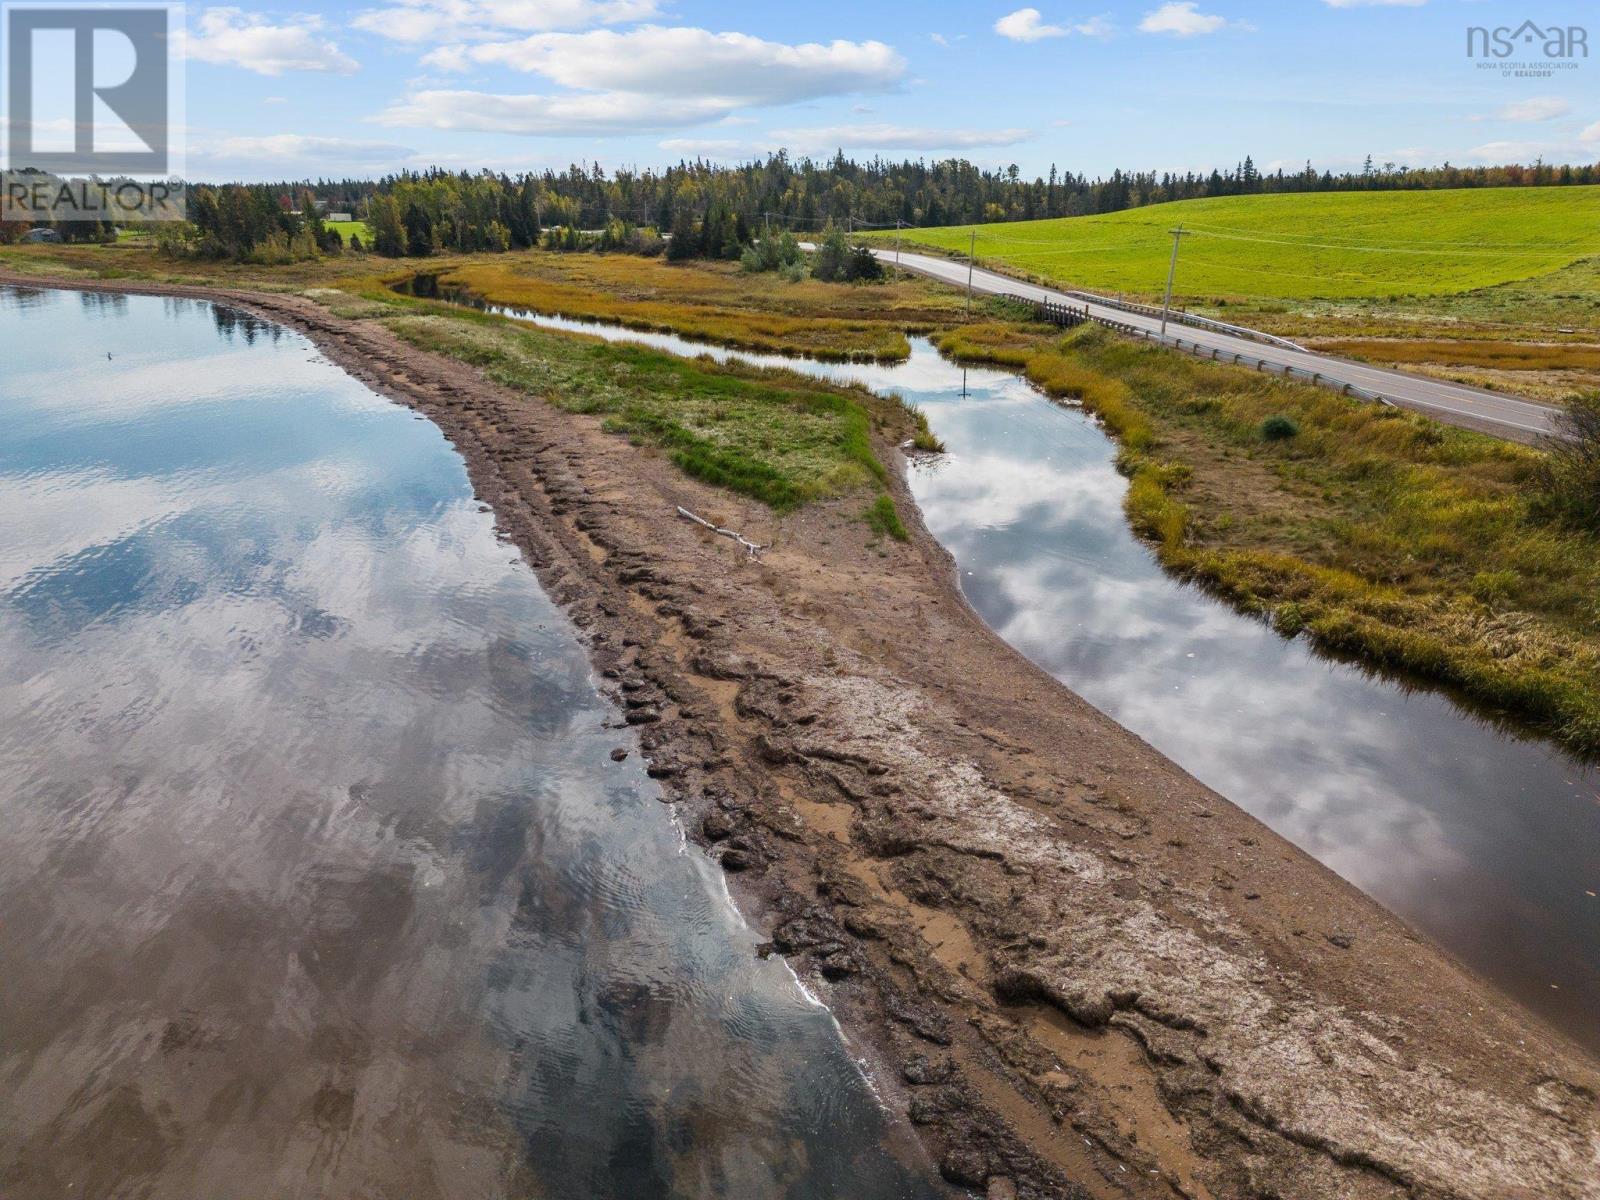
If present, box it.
[13,272,1598,1200]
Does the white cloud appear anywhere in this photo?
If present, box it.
[658,124,1035,161]
[419,43,472,71]
[1321,0,1425,7]
[658,137,765,159]
[1495,96,1572,122]
[994,8,1112,41]
[373,89,732,135]
[388,26,907,135]
[996,8,1067,41]
[1464,140,1545,161]
[439,27,904,102]
[1139,2,1226,36]
[183,8,357,75]
[766,123,1035,151]
[203,133,414,163]
[351,0,660,45]
[1582,121,1600,145]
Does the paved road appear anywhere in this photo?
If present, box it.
[872,246,1563,444]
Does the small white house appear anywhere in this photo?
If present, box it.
[325,212,353,223]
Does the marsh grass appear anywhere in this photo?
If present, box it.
[865,494,910,541]
[414,256,968,362]
[383,305,906,517]
[937,320,1600,755]
[903,402,946,452]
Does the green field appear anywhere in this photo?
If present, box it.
[325,219,371,244]
[874,187,1600,304]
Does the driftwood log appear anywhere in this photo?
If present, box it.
[676,506,766,558]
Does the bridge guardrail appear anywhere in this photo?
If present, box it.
[1054,289,1307,352]
[1112,320,1398,407]
[1005,293,1401,410]
[1000,293,1090,328]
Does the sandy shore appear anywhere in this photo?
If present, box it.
[9,272,1598,1200]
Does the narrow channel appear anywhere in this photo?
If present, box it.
[428,285,1600,1054]
[0,285,944,1198]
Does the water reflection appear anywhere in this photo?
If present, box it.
[0,286,941,1199]
[893,353,1600,1042]
[442,297,1600,1053]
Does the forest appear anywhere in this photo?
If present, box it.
[137,151,1600,262]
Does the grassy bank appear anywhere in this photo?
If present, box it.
[937,320,1600,756]
[384,302,905,514]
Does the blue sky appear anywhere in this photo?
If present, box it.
[167,0,1599,180]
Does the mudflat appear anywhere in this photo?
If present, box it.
[10,272,1597,1200]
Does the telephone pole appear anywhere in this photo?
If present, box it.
[966,230,977,315]
[1160,225,1187,337]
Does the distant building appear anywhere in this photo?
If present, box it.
[22,228,62,244]
[325,212,353,223]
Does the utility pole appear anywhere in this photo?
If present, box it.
[966,230,976,315]
[1161,225,1187,337]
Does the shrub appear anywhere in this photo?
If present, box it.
[1261,414,1300,441]
[811,228,851,281]
[811,227,884,283]
[849,244,885,282]
[1536,394,1600,531]
[741,231,804,274]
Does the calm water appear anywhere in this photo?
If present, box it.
[0,285,943,1199]
[454,294,1600,1052]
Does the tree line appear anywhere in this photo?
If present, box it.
[161,151,1598,262]
[292,151,1599,231]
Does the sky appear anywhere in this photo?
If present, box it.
[42,0,1600,180]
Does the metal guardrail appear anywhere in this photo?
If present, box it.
[999,291,1394,406]
[1054,288,1308,352]
[1104,319,1399,408]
